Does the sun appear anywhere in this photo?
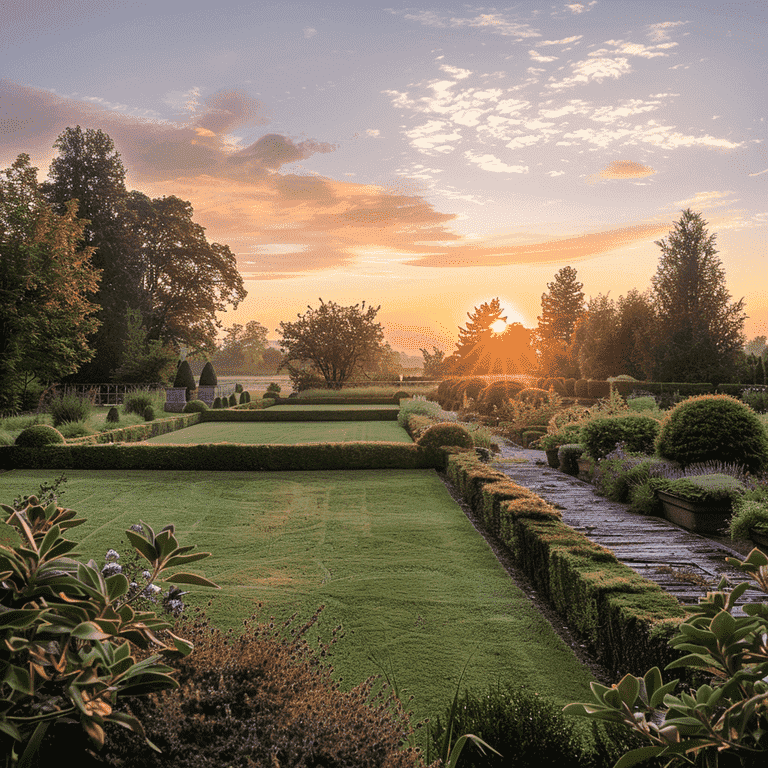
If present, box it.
[490,318,508,334]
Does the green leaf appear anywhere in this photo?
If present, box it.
[162,551,211,569]
[650,678,680,709]
[0,608,44,629]
[105,573,129,601]
[616,674,640,707]
[710,609,737,641]
[18,722,50,768]
[3,665,33,695]
[154,528,179,560]
[166,630,193,657]
[71,621,111,640]
[38,524,62,559]
[614,746,671,768]
[125,529,158,565]
[0,719,22,742]
[164,572,220,589]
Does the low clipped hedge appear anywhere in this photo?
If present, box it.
[199,408,398,422]
[273,396,401,405]
[0,442,442,472]
[66,413,203,445]
[580,414,660,460]
[445,452,685,677]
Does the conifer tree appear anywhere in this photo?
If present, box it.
[450,298,505,374]
[650,209,745,382]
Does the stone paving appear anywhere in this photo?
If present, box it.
[491,443,763,612]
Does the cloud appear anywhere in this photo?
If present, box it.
[464,151,528,173]
[163,87,202,114]
[391,8,541,39]
[547,56,633,89]
[440,64,472,79]
[647,21,688,42]
[529,50,558,63]
[303,27,317,38]
[405,222,673,267]
[537,35,583,45]
[598,160,657,179]
[565,2,597,14]
[671,190,736,209]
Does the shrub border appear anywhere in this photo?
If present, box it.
[200,408,399,422]
[445,452,685,678]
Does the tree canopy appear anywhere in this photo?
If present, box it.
[650,209,745,382]
[0,154,101,409]
[278,300,384,389]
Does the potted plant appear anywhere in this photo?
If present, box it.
[656,474,746,534]
[729,496,768,550]
[557,443,584,476]
[538,424,582,468]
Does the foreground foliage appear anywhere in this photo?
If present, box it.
[566,548,768,767]
[0,493,218,767]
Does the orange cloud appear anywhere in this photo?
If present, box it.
[403,222,673,267]
[598,160,657,179]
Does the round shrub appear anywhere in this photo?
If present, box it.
[123,392,155,416]
[143,405,155,421]
[656,394,768,473]
[266,382,281,394]
[228,393,238,407]
[173,360,196,401]
[49,393,91,426]
[106,406,120,423]
[460,377,487,403]
[183,399,208,414]
[391,390,410,402]
[581,414,660,460]
[213,396,223,408]
[517,387,550,407]
[541,378,567,396]
[262,392,275,400]
[417,422,474,450]
[198,361,218,386]
[478,379,526,413]
[15,424,65,447]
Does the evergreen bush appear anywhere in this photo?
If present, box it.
[172,360,196,401]
[106,406,120,423]
[212,397,222,409]
[656,394,768,473]
[198,361,218,386]
[183,399,208,414]
[417,422,474,450]
[228,393,237,407]
[557,443,584,475]
[517,387,550,406]
[478,380,526,414]
[14,424,65,447]
[581,414,660,460]
[143,405,155,422]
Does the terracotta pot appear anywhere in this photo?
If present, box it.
[657,490,732,534]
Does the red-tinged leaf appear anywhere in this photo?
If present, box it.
[125,529,158,564]
[81,717,105,748]
[162,551,211,569]
[164,572,220,589]
[0,609,43,629]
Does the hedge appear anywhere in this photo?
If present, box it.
[0,442,442,472]
[270,397,401,405]
[445,452,685,678]
[65,413,203,445]
[199,408,398,422]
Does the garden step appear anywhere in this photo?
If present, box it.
[492,446,762,614]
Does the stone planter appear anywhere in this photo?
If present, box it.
[749,527,768,551]
[545,449,561,469]
[577,457,593,482]
[657,490,733,534]
[164,387,188,413]
[197,386,216,406]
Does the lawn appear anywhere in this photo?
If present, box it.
[0,468,597,726]
[143,420,413,444]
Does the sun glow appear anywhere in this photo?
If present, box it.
[490,318,508,334]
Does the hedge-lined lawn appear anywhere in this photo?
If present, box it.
[267,403,400,411]
[0,468,596,725]
[144,421,413,444]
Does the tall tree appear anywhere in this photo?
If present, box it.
[615,289,656,380]
[572,294,621,379]
[449,298,506,374]
[278,299,384,389]
[214,321,269,374]
[41,126,140,380]
[650,209,746,382]
[535,267,585,377]
[0,154,101,409]
[126,192,246,352]
[420,346,446,379]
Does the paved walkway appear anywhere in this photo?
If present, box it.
[490,443,762,611]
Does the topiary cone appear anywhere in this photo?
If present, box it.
[173,360,196,401]
[199,361,218,386]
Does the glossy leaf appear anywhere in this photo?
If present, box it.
[164,571,220,589]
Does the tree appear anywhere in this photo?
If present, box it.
[572,294,621,379]
[449,298,506,374]
[0,154,101,410]
[420,346,447,378]
[111,308,176,384]
[535,267,585,377]
[649,209,746,382]
[278,299,384,389]
[744,336,767,359]
[614,289,656,380]
[126,192,246,352]
[41,126,141,381]
[214,321,269,374]
[257,347,282,374]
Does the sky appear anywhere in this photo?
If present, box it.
[2,0,766,354]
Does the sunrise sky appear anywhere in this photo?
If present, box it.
[2,0,766,354]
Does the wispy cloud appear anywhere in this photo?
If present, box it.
[646,20,688,42]
[303,27,317,39]
[390,8,541,39]
[598,160,656,179]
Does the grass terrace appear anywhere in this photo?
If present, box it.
[0,468,597,729]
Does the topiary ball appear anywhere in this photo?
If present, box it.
[392,390,410,403]
[517,387,550,407]
[183,399,209,414]
[106,406,120,423]
[143,405,155,421]
[417,422,474,450]
[15,424,66,447]
[656,394,768,473]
